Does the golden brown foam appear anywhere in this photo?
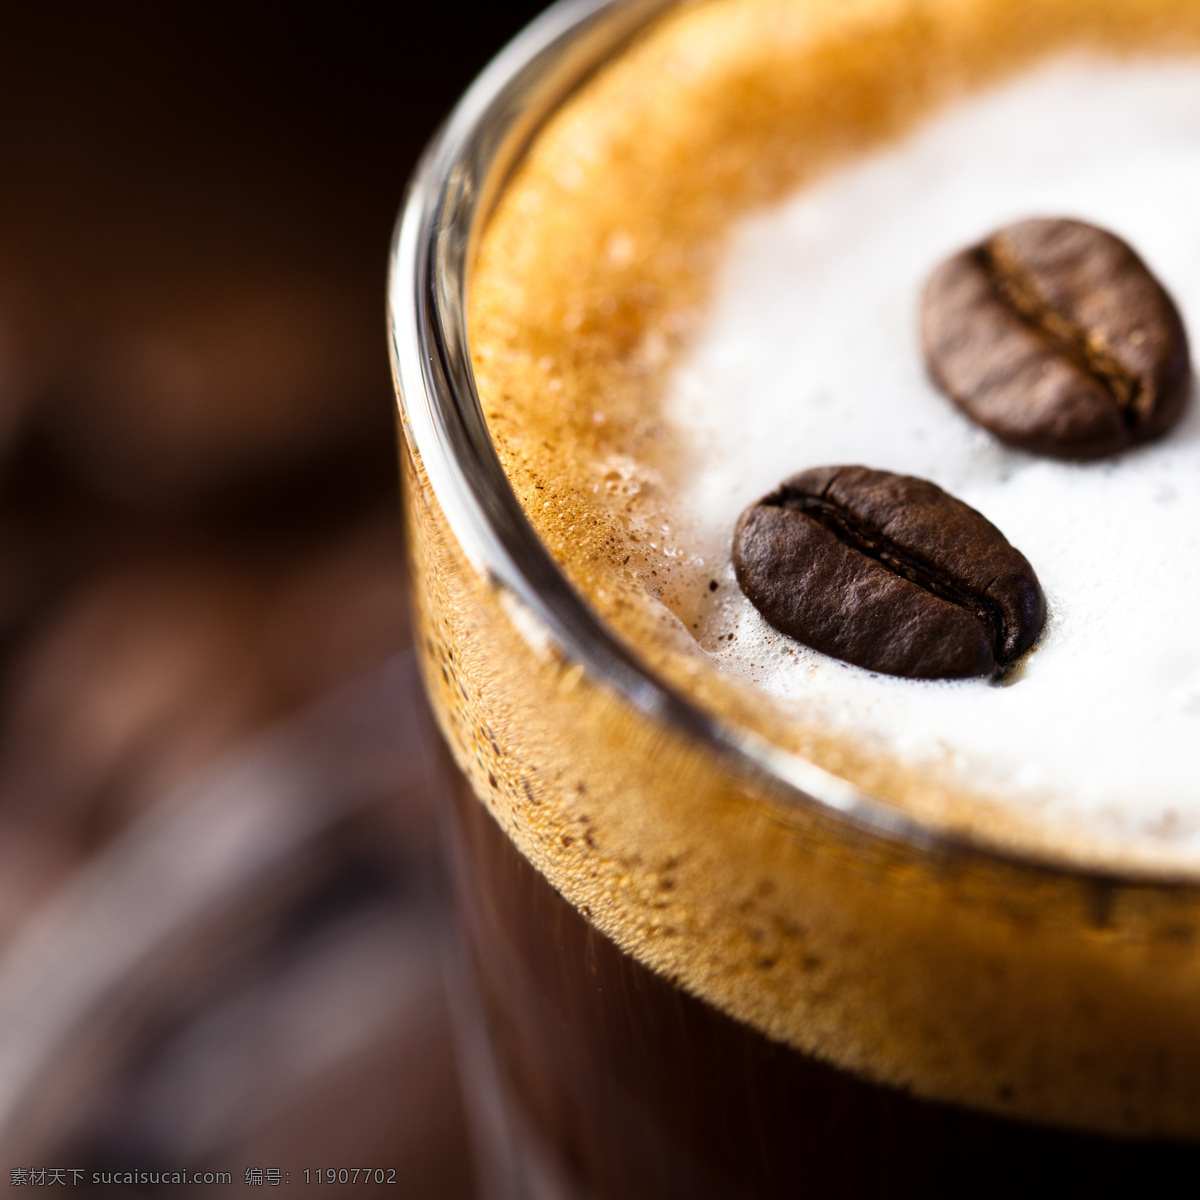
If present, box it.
[420,0,1200,1135]
[470,0,1200,871]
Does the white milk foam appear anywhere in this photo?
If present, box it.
[651,58,1200,849]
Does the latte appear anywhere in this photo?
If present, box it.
[396,0,1200,1174]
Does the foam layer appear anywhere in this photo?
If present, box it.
[471,0,1200,869]
[651,58,1200,851]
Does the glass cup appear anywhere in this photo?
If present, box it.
[388,2,1200,1195]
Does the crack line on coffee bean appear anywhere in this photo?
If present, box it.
[980,240,1146,425]
[771,491,1010,664]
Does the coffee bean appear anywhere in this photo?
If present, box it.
[921,218,1190,459]
[732,466,1045,679]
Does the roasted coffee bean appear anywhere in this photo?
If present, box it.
[921,218,1190,459]
[732,466,1045,679]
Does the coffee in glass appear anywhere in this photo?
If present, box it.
[390,0,1200,1193]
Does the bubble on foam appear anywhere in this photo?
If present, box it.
[647,57,1200,850]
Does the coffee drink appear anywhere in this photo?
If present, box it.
[922,218,1191,458]
[443,758,1200,1198]
[733,466,1045,678]
[393,0,1200,1194]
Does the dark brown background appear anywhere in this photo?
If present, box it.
[0,2,544,1193]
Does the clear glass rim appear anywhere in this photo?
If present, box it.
[386,0,1199,888]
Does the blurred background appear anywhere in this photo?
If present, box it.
[0,2,545,1193]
